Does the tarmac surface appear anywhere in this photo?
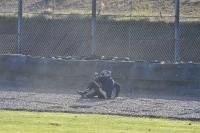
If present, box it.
[0,83,200,121]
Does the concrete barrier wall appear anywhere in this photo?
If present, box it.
[0,54,199,93]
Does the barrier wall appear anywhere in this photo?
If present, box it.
[0,54,199,93]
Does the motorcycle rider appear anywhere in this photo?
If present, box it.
[77,70,121,99]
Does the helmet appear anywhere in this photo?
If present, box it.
[100,70,111,77]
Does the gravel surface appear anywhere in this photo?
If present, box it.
[0,84,200,121]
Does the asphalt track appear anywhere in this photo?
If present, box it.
[0,83,200,121]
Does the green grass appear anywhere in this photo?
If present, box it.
[0,110,200,133]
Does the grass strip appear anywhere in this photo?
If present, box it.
[0,110,199,133]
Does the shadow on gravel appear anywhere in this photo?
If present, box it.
[120,90,200,102]
[0,83,199,102]
[75,97,125,104]
[0,83,74,94]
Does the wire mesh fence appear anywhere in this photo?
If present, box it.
[0,0,200,62]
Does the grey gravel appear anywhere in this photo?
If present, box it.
[0,84,200,121]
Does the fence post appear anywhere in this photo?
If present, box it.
[91,0,96,55]
[50,0,55,57]
[128,0,133,57]
[174,0,180,62]
[18,0,22,54]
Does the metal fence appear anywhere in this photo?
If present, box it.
[0,0,200,62]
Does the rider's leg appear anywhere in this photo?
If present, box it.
[85,81,107,99]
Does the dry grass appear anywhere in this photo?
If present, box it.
[0,0,200,16]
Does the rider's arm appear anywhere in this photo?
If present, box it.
[93,72,100,82]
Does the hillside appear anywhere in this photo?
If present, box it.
[0,0,199,62]
[0,0,200,16]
